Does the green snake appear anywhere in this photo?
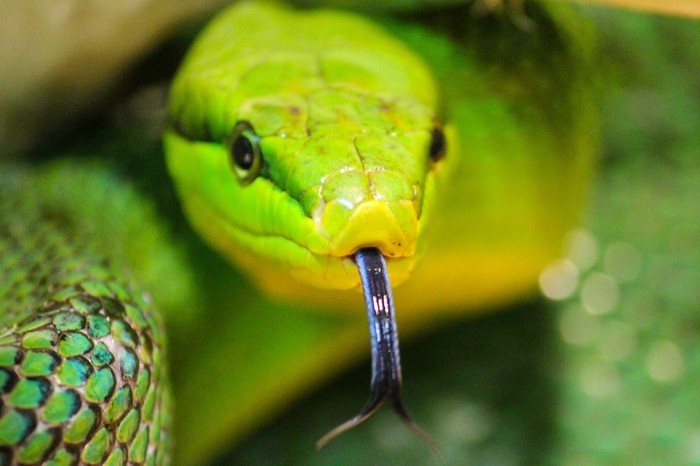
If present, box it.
[0,1,597,464]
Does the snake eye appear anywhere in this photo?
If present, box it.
[428,126,446,163]
[228,121,262,185]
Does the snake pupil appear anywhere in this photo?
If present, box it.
[429,126,446,162]
[232,135,255,170]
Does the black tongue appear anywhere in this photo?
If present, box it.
[316,248,440,458]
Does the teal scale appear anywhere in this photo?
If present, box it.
[0,174,170,464]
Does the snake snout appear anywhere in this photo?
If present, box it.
[318,198,418,258]
[309,166,421,259]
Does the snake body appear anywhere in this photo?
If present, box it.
[0,166,171,464]
[1,1,596,464]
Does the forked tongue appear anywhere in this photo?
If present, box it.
[316,247,441,457]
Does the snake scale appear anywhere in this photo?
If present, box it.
[0,166,171,464]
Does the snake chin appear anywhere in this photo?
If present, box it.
[240,250,419,312]
[286,249,418,291]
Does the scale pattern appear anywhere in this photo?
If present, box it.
[0,170,170,465]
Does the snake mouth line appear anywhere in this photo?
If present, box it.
[194,192,419,288]
[197,205,413,291]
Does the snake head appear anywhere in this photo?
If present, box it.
[164,2,447,292]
